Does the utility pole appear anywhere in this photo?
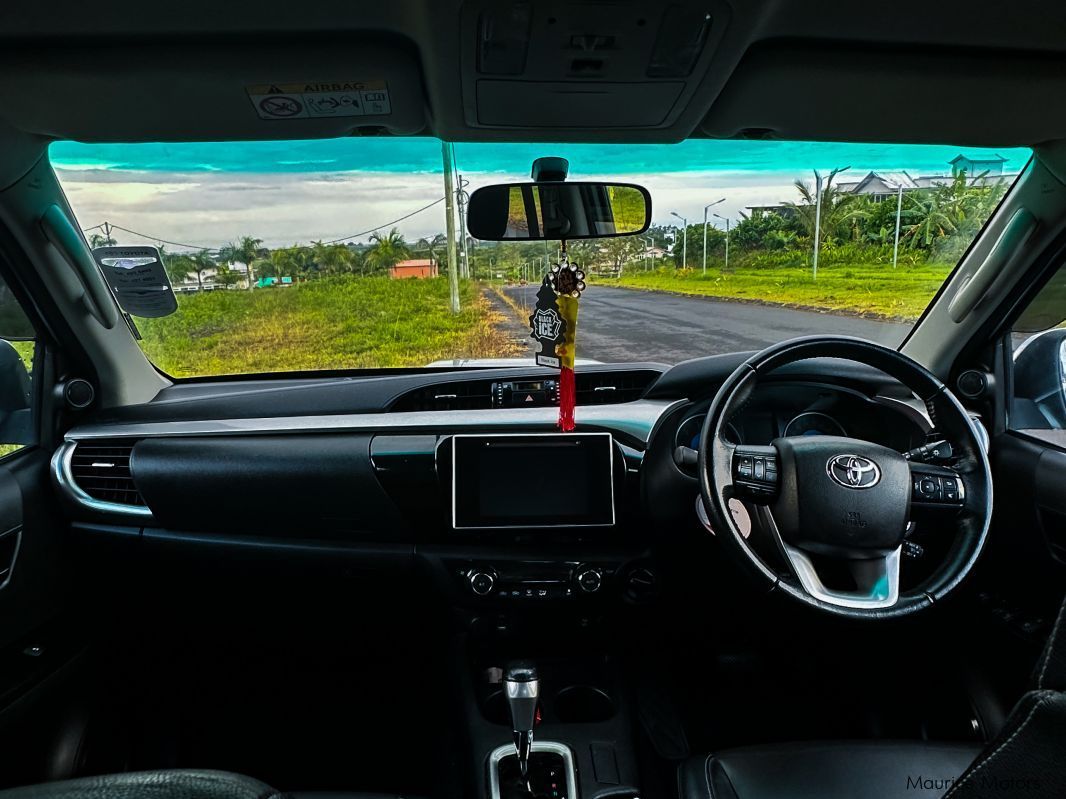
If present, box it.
[714,213,731,272]
[670,212,688,268]
[442,141,460,313]
[456,173,470,279]
[702,198,725,275]
[892,183,903,269]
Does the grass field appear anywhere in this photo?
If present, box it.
[604,262,954,320]
[137,276,519,377]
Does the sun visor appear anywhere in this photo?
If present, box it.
[0,37,427,142]
[699,41,1066,146]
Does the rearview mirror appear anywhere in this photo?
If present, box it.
[466,182,651,241]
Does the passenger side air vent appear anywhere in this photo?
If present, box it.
[69,440,145,507]
[390,381,494,412]
[575,370,658,406]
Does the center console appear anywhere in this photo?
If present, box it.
[453,623,644,799]
[426,432,649,797]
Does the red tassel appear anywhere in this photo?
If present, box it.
[558,366,576,432]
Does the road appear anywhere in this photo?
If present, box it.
[500,285,911,363]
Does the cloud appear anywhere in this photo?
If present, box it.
[59,166,812,250]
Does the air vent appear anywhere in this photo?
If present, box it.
[69,440,145,507]
[390,381,494,412]
[575,370,658,406]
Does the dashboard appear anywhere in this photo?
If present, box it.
[675,381,927,453]
[49,352,938,605]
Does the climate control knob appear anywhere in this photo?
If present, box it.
[467,569,496,596]
[575,566,604,594]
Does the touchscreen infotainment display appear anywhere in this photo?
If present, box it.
[451,433,615,529]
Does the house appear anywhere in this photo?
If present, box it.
[746,154,1019,217]
[389,258,439,279]
[950,153,1007,176]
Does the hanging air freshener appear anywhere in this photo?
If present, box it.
[529,246,586,431]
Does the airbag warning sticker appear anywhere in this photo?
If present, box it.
[247,81,391,120]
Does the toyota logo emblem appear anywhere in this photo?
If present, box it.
[826,454,882,489]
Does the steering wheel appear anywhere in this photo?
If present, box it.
[697,336,992,620]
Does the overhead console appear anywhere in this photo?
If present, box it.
[460,0,728,130]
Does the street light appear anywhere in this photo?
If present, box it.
[703,198,725,275]
[713,213,731,272]
[641,236,654,271]
[670,211,688,268]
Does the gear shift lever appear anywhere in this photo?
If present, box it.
[504,661,540,780]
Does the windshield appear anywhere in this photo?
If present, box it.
[51,138,1028,377]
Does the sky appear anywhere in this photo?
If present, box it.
[50,139,1032,251]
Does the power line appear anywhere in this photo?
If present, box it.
[107,224,219,253]
[324,197,445,244]
[80,196,447,254]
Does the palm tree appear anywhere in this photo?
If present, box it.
[365,228,412,274]
[219,236,264,289]
[163,252,193,286]
[190,250,216,291]
[415,233,447,264]
[785,168,867,247]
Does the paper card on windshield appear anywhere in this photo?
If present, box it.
[92,246,178,319]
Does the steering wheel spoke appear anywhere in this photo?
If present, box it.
[756,507,901,609]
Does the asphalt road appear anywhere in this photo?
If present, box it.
[501,285,912,364]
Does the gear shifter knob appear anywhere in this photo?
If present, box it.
[504,661,540,779]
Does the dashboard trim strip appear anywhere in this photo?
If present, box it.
[63,400,684,445]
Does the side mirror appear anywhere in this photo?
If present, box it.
[466,181,651,241]
[1013,328,1066,428]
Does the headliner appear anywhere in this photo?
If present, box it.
[0,0,1062,188]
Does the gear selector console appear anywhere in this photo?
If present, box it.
[489,742,578,799]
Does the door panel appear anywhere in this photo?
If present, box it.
[0,448,80,787]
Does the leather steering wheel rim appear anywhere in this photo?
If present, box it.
[697,335,993,620]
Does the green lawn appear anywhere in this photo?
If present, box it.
[605,261,954,320]
[137,276,516,377]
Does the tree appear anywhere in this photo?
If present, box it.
[415,233,447,264]
[365,228,411,273]
[219,236,264,289]
[731,211,800,252]
[163,253,193,285]
[600,237,644,274]
[215,263,242,288]
[88,232,117,248]
[785,169,867,247]
[189,250,216,291]
[311,241,356,275]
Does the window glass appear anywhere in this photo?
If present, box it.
[51,138,1027,378]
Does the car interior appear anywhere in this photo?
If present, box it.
[0,2,1065,799]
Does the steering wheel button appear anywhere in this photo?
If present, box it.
[754,459,766,480]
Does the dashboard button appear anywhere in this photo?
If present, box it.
[736,455,753,478]
[575,567,603,594]
[467,569,496,596]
